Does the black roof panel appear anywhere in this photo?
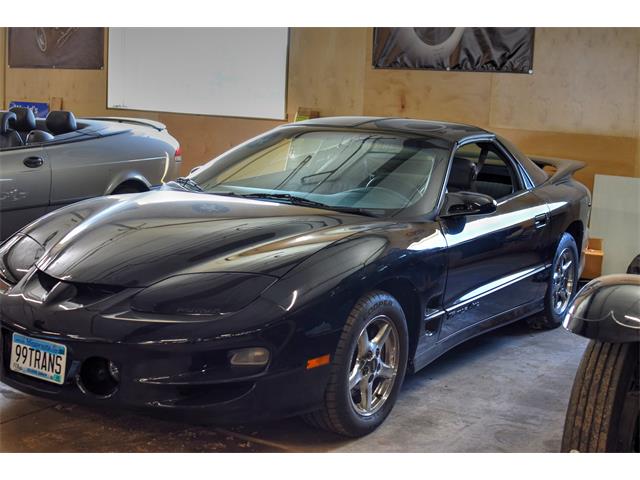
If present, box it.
[290,116,491,143]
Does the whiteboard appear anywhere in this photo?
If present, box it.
[589,174,640,275]
[108,28,288,119]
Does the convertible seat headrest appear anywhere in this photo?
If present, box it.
[9,107,36,132]
[448,157,478,191]
[46,110,77,135]
[0,111,23,148]
[1,111,17,134]
[25,129,55,145]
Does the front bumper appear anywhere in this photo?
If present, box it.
[0,271,337,423]
[0,324,331,423]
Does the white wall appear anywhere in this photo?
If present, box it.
[108,28,288,120]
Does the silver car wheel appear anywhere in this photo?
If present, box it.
[552,248,575,314]
[348,314,400,417]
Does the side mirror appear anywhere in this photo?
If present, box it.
[189,166,201,175]
[440,191,497,218]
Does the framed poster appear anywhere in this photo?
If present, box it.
[8,27,104,69]
[373,28,534,73]
[8,101,49,118]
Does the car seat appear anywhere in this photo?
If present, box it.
[46,111,78,135]
[0,111,24,148]
[8,107,37,142]
[447,157,478,192]
[473,180,513,200]
[25,130,55,145]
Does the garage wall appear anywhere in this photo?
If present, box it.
[0,30,5,108]
[292,28,640,192]
[1,27,639,190]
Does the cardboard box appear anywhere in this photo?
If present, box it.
[294,107,319,122]
[582,237,604,280]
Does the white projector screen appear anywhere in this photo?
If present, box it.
[108,28,288,119]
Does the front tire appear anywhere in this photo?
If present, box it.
[303,291,409,437]
[528,232,579,329]
[561,340,640,452]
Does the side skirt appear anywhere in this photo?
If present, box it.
[410,298,544,374]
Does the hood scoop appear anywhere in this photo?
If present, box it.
[24,270,126,308]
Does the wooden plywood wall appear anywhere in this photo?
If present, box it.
[0,29,5,108]
[287,28,367,118]
[637,38,640,178]
[358,28,640,191]
[2,27,639,189]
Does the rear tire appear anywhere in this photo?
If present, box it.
[302,291,409,437]
[528,232,579,329]
[561,340,640,452]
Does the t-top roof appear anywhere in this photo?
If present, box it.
[289,116,492,143]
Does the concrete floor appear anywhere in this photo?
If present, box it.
[0,317,588,452]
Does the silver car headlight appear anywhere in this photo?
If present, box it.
[130,272,277,316]
[0,234,45,285]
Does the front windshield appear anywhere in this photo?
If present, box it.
[189,128,450,216]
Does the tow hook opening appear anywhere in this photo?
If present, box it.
[77,357,119,397]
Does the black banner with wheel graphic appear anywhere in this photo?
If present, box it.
[373,28,534,73]
[8,28,104,69]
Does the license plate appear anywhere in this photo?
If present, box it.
[10,333,67,385]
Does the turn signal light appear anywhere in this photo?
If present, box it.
[306,354,330,369]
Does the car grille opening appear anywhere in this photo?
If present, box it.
[36,270,125,305]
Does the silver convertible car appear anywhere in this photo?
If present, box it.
[0,107,181,240]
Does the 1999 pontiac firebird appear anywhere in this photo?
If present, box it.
[0,117,590,437]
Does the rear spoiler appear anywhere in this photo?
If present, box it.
[83,117,166,131]
[530,155,586,184]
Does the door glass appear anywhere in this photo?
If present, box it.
[454,142,521,200]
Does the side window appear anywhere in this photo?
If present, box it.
[450,141,522,200]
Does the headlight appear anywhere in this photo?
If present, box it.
[0,234,45,285]
[130,272,277,316]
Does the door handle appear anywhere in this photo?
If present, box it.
[23,156,44,168]
[534,213,549,229]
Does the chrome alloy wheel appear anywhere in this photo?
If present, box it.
[348,315,400,417]
[552,248,576,314]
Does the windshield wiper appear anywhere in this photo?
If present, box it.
[241,192,327,207]
[239,193,376,217]
[173,177,203,192]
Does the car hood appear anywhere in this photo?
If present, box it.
[28,190,386,287]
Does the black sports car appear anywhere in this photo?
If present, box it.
[0,117,591,436]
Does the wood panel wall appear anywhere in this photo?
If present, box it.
[1,27,639,191]
[0,30,5,108]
